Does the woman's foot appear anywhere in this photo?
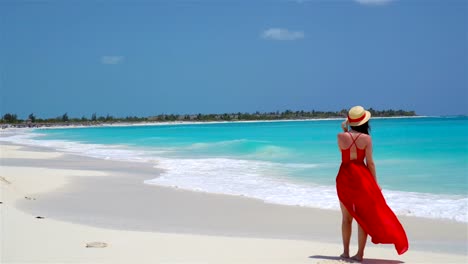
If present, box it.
[340,253,350,259]
[350,254,363,262]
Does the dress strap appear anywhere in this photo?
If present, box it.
[347,132,361,149]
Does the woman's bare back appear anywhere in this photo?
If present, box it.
[338,132,370,161]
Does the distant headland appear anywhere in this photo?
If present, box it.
[1,108,416,128]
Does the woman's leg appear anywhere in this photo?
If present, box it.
[339,202,353,258]
[352,224,368,261]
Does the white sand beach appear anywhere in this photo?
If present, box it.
[1,143,467,264]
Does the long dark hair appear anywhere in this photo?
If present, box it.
[350,121,371,135]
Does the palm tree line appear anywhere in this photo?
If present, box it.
[1,109,416,126]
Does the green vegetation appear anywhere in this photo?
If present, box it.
[28,113,36,123]
[2,113,18,123]
[0,109,416,127]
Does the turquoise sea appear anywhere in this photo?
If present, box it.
[3,117,467,222]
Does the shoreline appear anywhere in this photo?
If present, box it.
[1,126,467,224]
[2,143,468,254]
[1,143,467,263]
[1,115,435,131]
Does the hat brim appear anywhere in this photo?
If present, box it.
[348,111,371,127]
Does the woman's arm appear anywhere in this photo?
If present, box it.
[341,120,348,132]
[338,120,349,150]
[365,138,381,189]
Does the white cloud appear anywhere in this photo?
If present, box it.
[100,56,124,65]
[354,0,395,5]
[261,28,305,41]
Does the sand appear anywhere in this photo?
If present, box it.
[0,143,467,264]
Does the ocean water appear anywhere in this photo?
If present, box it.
[2,117,467,222]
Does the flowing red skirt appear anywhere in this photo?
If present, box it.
[336,161,409,255]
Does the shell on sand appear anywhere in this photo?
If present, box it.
[85,242,108,248]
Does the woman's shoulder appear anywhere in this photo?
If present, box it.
[357,133,371,141]
[337,131,370,136]
[337,132,371,140]
[359,133,371,138]
[358,134,372,146]
[337,132,349,139]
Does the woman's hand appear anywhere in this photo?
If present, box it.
[341,120,348,132]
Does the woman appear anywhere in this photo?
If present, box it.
[336,106,408,261]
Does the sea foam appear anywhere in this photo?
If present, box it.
[144,157,468,222]
[2,129,467,223]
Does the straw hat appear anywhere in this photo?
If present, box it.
[347,106,371,126]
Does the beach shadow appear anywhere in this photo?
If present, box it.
[309,255,404,264]
[309,255,354,263]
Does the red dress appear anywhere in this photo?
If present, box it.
[336,132,408,255]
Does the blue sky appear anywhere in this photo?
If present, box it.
[1,0,467,118]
